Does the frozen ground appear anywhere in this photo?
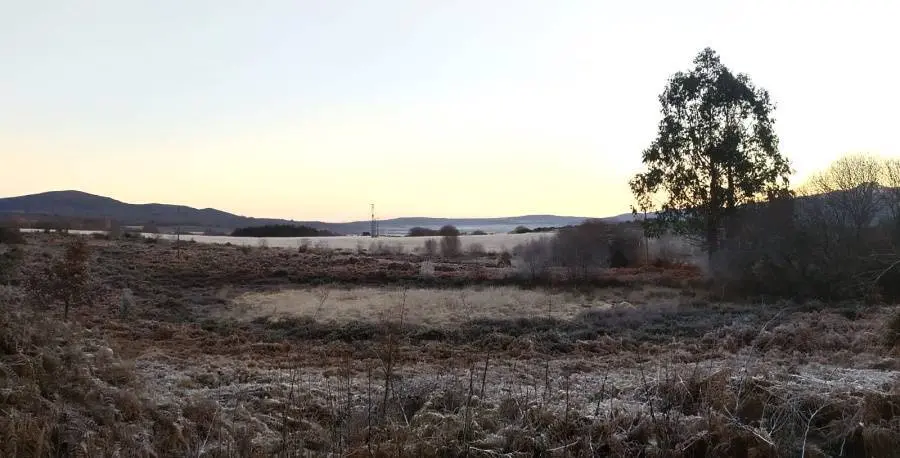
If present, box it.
[22,228,552,253]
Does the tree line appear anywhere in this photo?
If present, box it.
[230,224,335,238]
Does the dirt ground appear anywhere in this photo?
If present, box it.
[2,233,899,457]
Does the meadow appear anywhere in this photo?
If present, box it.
[1,232,898,457]
[22,229,554,253]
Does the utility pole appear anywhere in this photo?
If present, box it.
[370,203,378,238]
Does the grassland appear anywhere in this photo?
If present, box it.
[27,230,554,253]
[1,233,899,457]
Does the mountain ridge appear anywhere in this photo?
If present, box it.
[0,190,632,234]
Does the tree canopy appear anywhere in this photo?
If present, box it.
[630,47,792,254]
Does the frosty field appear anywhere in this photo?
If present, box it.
[1,233,898,457]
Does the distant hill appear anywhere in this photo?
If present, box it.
[0,190,612,235]
[0,190,293,230]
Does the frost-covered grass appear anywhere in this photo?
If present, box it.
[22,228,552,253]
[4,234,900,457]
[227,285,679,327]
[166,232,552,253]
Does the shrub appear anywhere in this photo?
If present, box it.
[0,245,24,284]
[408,227,439,237]
[0,227,26,245]
[471,230,487,236]
[369,241,404,255]
[509,221,644,280]
[467,242,486,256]
[511,226,532,234]
[552,220,641,278]
[26,238,93,320]
[715,194,900,301]
[497,251,512,267]
[440,234,461,258]
[512,237,552,280]
[423,239,438,257]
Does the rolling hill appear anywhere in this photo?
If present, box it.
[0,190,615,235]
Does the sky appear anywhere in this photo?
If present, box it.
[2,0,899,221]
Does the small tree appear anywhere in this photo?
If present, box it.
[439,234,461,258]
[27,238,93,320]
[630,47,792,259]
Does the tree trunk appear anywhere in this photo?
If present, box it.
[708,165,721,259]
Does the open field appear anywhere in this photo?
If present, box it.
[22,229,554,253]
[2,233,899,457]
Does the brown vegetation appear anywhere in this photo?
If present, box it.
[1,231,898,457]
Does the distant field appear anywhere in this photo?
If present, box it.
[22,228,553,253]
[21,227,708,267]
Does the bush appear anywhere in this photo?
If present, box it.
[509,221,644,280]
[471,230,487,236]
[26,238,93,320]
[438,225,460,237]
[715,195,900,301]
[408,227,439,237]
[552,220,642,278]
[497,251,512,267]
[422,239,438,257]
[512,237,552,280]
[0,245,24,284]
[440,234,461,258]
[511,226,532,234]
[467,242,486,256]
[0,227,26,245]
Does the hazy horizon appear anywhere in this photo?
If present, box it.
[3,188,615,222]
[4,1,899,220]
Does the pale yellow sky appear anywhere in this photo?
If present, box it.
[3,1,899,221]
